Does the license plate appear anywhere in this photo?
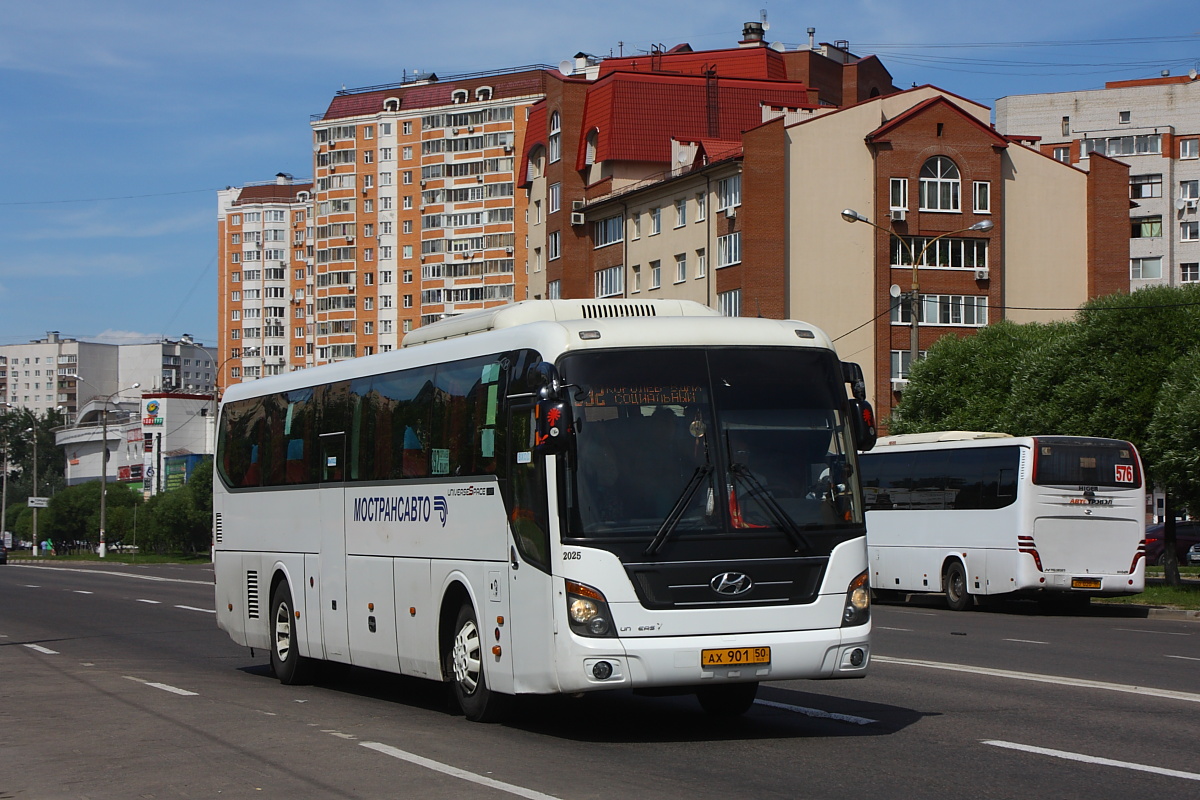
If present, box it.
[1071,577,1102,589]
[701,647,771,667]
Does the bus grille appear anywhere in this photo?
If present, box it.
[580,303,658,319]
[246,570,260,619]
[625,558,827,609]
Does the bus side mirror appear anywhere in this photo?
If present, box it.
[849,399,877,451]
[528,361,563,401]
[534,398,573,455]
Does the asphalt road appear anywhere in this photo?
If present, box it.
[2,561,1198,799]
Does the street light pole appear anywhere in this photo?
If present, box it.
[25,426,38,556]
[840,209,993,376]
[98,383,140,558]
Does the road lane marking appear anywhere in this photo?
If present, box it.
[123,676,198,696]
[983,740,1200,781]
[361,742,564,800]
[874,656,1200,703]
[1003,638,1048,644]
[12,564,211,585]
[175,605,216,614]
[24,585,40,588]
[1114,628,1191,636]
[23,644,59,655]
[136,599,161,604]
[877,626,913,632]
[1166,655,1200,662]
[754,699,876,725]
[890,610,937,616]
[73,590,93,595]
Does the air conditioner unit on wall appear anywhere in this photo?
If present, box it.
[572,200,586,211]
[974,268,990,281]
[890,209,907,222]
[1186,199,1199,210]
[570,212,586,225]
[725,206,737,219]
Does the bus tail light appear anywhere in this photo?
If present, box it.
[1018,535,1043,571]
[842,571,870,627]
[566,580,616,638]
[1129,539,1146,573]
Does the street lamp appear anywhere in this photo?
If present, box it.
[24,426,37,556]
[97,383,140,558]
[841,209,993,376]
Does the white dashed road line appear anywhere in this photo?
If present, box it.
[361,741,565,800]
[1166,654,1200,662]
[123,676,198,696]
[23,644,59,655]
[1003,638,1048,644]
[754,698,876,725]
[175,605,216,614]
[136,599,161,604]
[11,563,212,585]
[983,740,1200,782]
[875,656,1200,703]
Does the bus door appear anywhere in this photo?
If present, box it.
[318,431,350,660]
[503,403,557,693]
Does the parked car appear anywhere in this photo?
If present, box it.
[1187,543,1200,566]
[0,542,7,565]
[1144,521,1200,566]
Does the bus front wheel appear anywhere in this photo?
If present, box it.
[944,561,972,612]
[447,604,511,722]
[270,582,313,685]
[696,682,759,717]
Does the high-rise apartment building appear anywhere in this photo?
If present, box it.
[217,174,315,389]
[996,73,1200,290]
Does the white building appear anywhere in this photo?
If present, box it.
[996,73,1200,289]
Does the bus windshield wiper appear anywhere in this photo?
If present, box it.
[729,462,811,552]
[644,465,714,557]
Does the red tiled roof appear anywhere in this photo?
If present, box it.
[320,71,549,121]
[578,72,814,167]
[692,138,743,162]
[518,102,548,188]
[598,46,791,81]
[235,182,313,205]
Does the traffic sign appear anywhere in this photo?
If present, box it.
[27,497,49,508]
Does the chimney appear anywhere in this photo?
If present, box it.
[275,172,293,185]
[740,21,766,47]
[808,28,816,50]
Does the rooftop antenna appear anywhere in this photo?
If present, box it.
[760,8,769,30]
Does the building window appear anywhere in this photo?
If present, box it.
[1131,174,1163,199]
[363,321,374,334]
[717,289,741,318]
[919,156,961,211]
[696,248,706,278]
[548,183,560,214]
[1182,221,1200,241]
[1053,146,1070,163]
[1061,116,1070,136]
[593,215,623,247]
[717,232,741,267]
[1131,257,1163,280]
[548,280,561,299]
[675,253,687,283]
[1181,139,1198,160]
[972,181,990,213]
[548,111,561,163]
[1119,110,1131,125]
[892,294,988,326]
[1083,134,1161,158]
[548,231,561,260]
[403,121,412,135]
[675,198,687,227]
[595,265,623,298]
[890,178,908,210]
[696,192,707,221]
[402,146,412,160]
[403,294,413,308]
[1182,180,1199,201]
[1131,216,1162,239]
[403,270,412,283]
[716,175,741,210]
[649,207,661,235]
[1182,263,1199,283]
[631,264,641,293]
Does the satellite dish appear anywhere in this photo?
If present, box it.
[1190,68,1198,81]
[313,145,320,153]
[677,150,689,163]
[1177,198,1188,211]
[769,41,785,52]
[558,60,575,77]
[889,284,902,298]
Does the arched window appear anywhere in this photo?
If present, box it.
[548,111,561,164]
[919,156,960,211]
[585,128,599,165]
[384,97,400,112]
[451,90,468,105]
[475,86,492,102]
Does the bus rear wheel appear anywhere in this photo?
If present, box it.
[270,582,313,685]
[447,604,511,722]
[696,682,759,717]
[944,561,972,612]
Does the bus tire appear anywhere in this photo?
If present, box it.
[697,682,758,717]
[944,561,972,612]
[270,582,313,685]
[447,603,511,722]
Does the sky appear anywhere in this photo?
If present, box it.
[1,1,1197,349]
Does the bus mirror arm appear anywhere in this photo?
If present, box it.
[528,361,565,401]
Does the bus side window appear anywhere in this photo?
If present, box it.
[506,405,550,571]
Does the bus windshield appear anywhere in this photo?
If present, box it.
[559,347,861,550]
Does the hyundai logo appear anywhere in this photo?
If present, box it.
[710,572,753,596]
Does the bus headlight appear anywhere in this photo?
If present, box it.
[842,571,870,627]
[566,580,616,638]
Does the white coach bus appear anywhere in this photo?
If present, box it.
[213,299,878,720]
[859,432,1146,611]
